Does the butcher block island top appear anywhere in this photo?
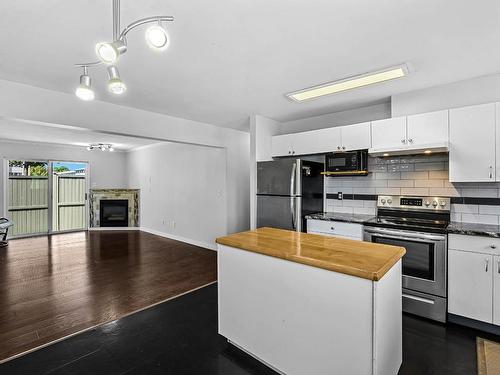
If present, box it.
[216,227,405,281]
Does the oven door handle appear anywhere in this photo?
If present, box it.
[364,227,446,241]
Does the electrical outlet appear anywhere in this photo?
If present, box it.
[338,192,343,200]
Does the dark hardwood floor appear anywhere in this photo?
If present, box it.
[2,283,499,375]
[0,230,217,362]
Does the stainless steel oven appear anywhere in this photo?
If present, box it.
[363,195,450,322]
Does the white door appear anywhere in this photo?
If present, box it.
[292,127,341,155]
[448,249,493,323]
[271,134,294,157]
[449,103,496,182]
[496,103,500,182]
[371,117,407,149]
[494,255,500,325]
[407,110,449,146]
[340,122,371,151]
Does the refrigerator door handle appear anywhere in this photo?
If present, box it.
[290,161,297,196]
[290,197,296,230]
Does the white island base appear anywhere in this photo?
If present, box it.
[218,244,402,375]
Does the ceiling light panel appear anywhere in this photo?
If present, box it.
[286,64,409,102]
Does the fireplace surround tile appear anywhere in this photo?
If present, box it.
[89,189,139,228]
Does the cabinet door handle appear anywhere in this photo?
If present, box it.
[337,146,341,150]
[485,259,490,272]
[330,226,335,231]
[401,139,407,144]
[497,260,500,274]
[342,146,346,150]
[489,166,493,179]
[491,244,497,249]
[408,138,413,143]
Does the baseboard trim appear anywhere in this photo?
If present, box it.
[140,227,217,251]
[89,227,140,231]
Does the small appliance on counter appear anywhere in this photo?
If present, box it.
[323,150,368,176]
[257,158,323,232]
[363,195,450,322]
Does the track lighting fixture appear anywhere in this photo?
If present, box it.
[75,67,95,101]
[74,0,174,99]
[145,22,169,50]
[87,143,115,152]
[107,66,127,95]
[95,40,127,64]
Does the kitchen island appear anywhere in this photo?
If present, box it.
[216,227,405,375]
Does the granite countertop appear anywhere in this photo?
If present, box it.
[305,213,500,238]
[446,222,500,238]
[216,227,405,281]
[305,212,375,224]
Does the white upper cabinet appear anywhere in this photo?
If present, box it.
[371,117,407,149]
[449,103,496,182]
[497,103,500,182]
[271,133,296,157]
[406,110,449,145]
[340,122,371,151]
[271,127,341,157]
[294,127,341,155]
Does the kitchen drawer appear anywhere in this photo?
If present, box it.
[308,230,360,242]
[448,234,500,255]
[307,219,362,240]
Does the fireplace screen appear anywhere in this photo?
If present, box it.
[100,200,129,227]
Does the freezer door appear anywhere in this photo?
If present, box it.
[257,195,301,231]
[257,159,300,196]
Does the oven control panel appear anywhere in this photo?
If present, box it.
[377,195,450,211]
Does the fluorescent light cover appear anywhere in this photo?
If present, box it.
[287,64,409,102]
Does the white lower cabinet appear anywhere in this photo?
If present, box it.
[448,249,493,323]
[448,234,500,325]
[495,255,500,325]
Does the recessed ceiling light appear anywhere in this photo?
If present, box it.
[383,153,390,157]
[424,150,432,154]
[286,64,410,102]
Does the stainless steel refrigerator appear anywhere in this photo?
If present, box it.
[257,158,324,232]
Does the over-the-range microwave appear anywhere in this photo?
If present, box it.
[324,150,368,176]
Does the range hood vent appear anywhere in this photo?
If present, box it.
[368,142,449,157]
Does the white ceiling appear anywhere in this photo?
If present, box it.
[0,119,161,151]
[0,1,499,131]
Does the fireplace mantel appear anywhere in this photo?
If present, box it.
[89,189,139,228]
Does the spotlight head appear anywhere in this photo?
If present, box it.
[107,66,127,95]
[145,23,169,51]
[75,73,95,101]
[95,40,127,64]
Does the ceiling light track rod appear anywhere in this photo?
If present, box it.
[113,0,120,41]
[118,16,174,40]
[73,0,174,100]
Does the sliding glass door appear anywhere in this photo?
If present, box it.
[7,160,49,237]
[51,161,88,233]
[6,160,89,237]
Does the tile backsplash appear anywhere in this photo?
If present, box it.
[325,154,500,225]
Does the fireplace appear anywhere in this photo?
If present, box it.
[99,199,129,227]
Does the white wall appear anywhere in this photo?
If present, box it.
[391,73,500,117]
[249,115,282,229]
[0,79,250,236]
[0,139,128,216]
[279,102,391,134]
[127,143,227,249]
